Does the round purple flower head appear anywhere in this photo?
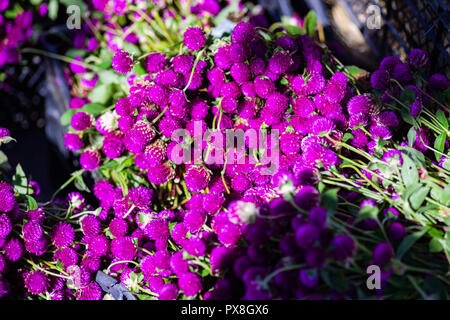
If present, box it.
[330,234,356,261]
[295,224,319,249]
[0,127,10,138]
[185,166,211,192]
[388,222,406,242]
[25,270,49,295]
[64,133,84,151]
[22,220,43,242]
[370,69,390,91]
[178,272,202,297]
[71,112,92,131]
[0,184,14,213]
[147,162,175,185]
[347,93,379,116]
[51,222,75,248]
[112,50,133,74]
[80,148,101,171]
[77,282,102,300]
[232,22,256,44]
[372,242,393,266]
[111,236,137,260]
[230,62,251,84]
[144,218,169,241]
[0,214,12,237]
[294,186,320,210]
[183,27,205,51]
[407,49,430,69]
[428,73,450,91]
[268,51,293,74]
[158,283,178,300]
[4,238,23,262]
[81,215,101,237]
[145,53,167,73]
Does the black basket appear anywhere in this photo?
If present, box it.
[339,0,450,75]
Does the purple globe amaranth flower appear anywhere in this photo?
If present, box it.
[388,222,406,242]
[145,53,167,73]
[22,220,43,242]
[306,73,326,95]
[80,148,101,170]
[178,272,202,297]
[410,99,422,118]
[0,127,10,138]
[379,56,402,74]
[111,236,137,260]
[147,162,175,185]
[112,49,133,74]
[77,282,102,300]
[81,215,101,238]
[370,69,390,91]
[102,134,124,159]
[407,49,430,69]
[185,165,211,192]
[268,51,293,74]
[64,133,84,151]
[0,184,15,214]
[144,218,169,241]
[0,214,12,237]
[183,27,206,51]
[230,62,252,84]
[71,112,92,131]
[109,218,128,237]
[87,235,109,257]
[392,62,413,83]
[158,283,178,300]
[428,73,450,91]
[372,242,393,266]
[330,234,356,261]
[220,81,241,99]
[295,223,319,249]
[232,22,256,44]
[183,210,206,233]
[51,222,75,248]
[25,270,49,295]
[229,43,251,62]
[183,237,206,257]
[294,186,320,210]
[254,76,275,99]
[299,269,319,288]
[347,93,379,116]
[125,120,156,154]
[115,97,134,116]
[4,237,22,262]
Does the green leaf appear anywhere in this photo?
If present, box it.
[429,237,443,253]
[12,164,31,194]
[342,133,354,142]
[345,65,366,78]
[81,103,105,116]
[407,127,416,147]
[48,0,59,20]
[441,184,450,206]
[24,195,38,210]
[88,83,112,105]
[284,25,305,36]
[60,109,77,126]
[321,188,338,212]
[401,154,419,187]
[0,136,16,145]
[409,185,430,210]
[396,228,428,259]
[435,110,448,130]
[304,10,317,38]
[433,133,446,162]
[400,87,416,105]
